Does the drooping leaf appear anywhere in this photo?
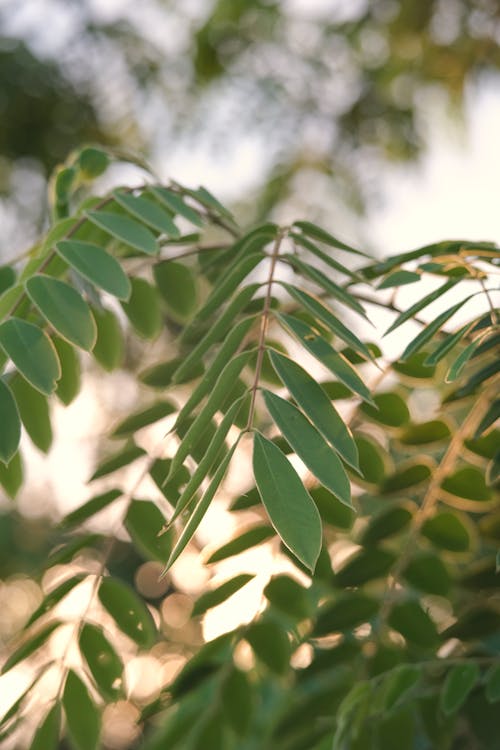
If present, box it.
[0,379,21,464]
[53,336,81,405]
[56,240,131,300]
[113,190,180,237]
[98,577,156,647]
[30,704,60,750]
[421,511,471,552]
[92,307,124,371]
[10,374,52,453]
[388,600,439,647]
[125,499,171,562]
[89,444,145,481]
[63,670,101,750]
[354,435,387,485]
[262,389,352,507]
[120,277,162,339]
[153,261,198,320]
[192,574,254,617]
[253,431,322,573]
[0,451,23,498]
[87,210,158,254]
[440,663,479,715]
[270,350,359,469]
[79,623,123,700]
[206,525,275,563]
[289,231,362,280]
[110,400,176,438]
[0,318,61,395]
[278,313,373,404]
[244,621,290,675]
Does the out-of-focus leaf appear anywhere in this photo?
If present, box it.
[206,525,275,563]
[79,623,123,700]
[392,351,436,380]
[125,499,171,562]
[30,704,60,750]
[485,663,500,703]
[378,270,421,289]
[360,505,412,545]
[87,210,158,254]
[192,574,254,617]
[336,548,396,588]
[89,444,145,481]
[442,466,492,503]
[92,307,124,371]
[60,489,122,529]
[312,594,378,636]
[153,261,197,320]
[0,379,21,464]
[10,374,52,453]
[0,319,61,395]
[98,577,156,647]
[382,461,432,493]
[63,670,101,750]
[293,221,368,257]
[360,391,410,428]
[421,511,471,552]
[78,147,109,177]
[114,190,180,237]
[111,401,176,438]
[120,277,162,339]
[53,337,80,405]
[253,431,322,573]
[47,534,102,568]
[354,435,387,485]
[221,668,253,735]
[0,451,23,498]
[25,574,86,628]
[440,663,479,715]
[2,621,61,674]
[403,552,451,595]
[139,357,204,388]
[388,601,438,647]
[245,621,290,675]
[401,297,473,361]
[309,486,355,529]
[26,275,96,350]
[264,575,310,619]
[149,186,204,227]
[399,420,451,446]
[383,665,421,711]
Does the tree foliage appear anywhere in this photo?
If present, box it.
[0,147,498,749]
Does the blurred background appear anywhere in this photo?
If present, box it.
[1,1,500,746]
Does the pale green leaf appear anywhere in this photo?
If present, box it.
[149,186,204,227]
[153,261,198,320]
[92,307,124,371]
[56,240,131,300]
[120,277,162,339]
[113,190,180,237]
[86,210,158,255]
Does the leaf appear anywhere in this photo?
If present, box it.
[153,261,198,320]
[86,210,158,254]
[120,277,162,339]
[113,190,180,237]
[63,670,101,750]
[161,441,239,576]
[278,313,373,404]
[399,420,451,446]
[424,321,474,365]
[360,505,412,545]
[192,573,254,617]
[139,356,204,388]
[383,665,421,711]
[206,525,275,563]
[149,186,204,227]
[289,231,361,280]
[79,623,123,700]
[283,284,373,360]
[388,601,439,647]
[354,434,387,484]
[293,220,368,257]
[2,621,61,674]
[262,389,352,507]
[244,621,290,675]
[0,265,16,295]
[56,240,131,300]
[0,318,61,395]
[0,451,23,498]
[403,552,451,595]
[0,379,21,464]
[382,461,432,493]
[89,444,145,481]
[310,486,354,529]
[336,548,396,587]
[378,270,421,289]
[442,466,492,503]
[485,663,500,703]
[47,534,102,567]
[30,704,60,750]
[401,297,474,361]
[26,275,96,350]
[264,575,310,619]
[221,668,253,735]
[360,391,410,428]
[53,337,81,405]
[440,663,479,715]
[110,400,176,438]
[446,336,485,382]
[25,574,86,627]
[393,351,436,380]
[60,490,123,531]
[125,499,171,562]
[384,279,457,336]
[421,512,470,552]
[92,307,124,371]
[253,431,322,573]
[10,374,52,453]
[270,350,359,469]
[98,577,156,647]
[0,284,24,322]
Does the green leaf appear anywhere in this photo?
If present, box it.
[98,577,156,647]
[139,356,204,388]
[0,284,24,323]
[206,525,275,563]
[384,279,457,336]
[403,552,451,595]
[293,220,368,257]
[399,420,451,446]
[149,186,204,227]
[253,431,322,573]
[78,147,109,177]
[378,270,421,289]
[26,275,96,350]
[392,351,436,380]
[421,511,470,552]
[10,374,52,453]
[0,451,23,498]
[245,621,290,675]
[92,307,124,371]
[310,486,355,529]
[0,379,21,464]
[360,505,412,545]
[264,575,310,619]
[0,265,16,295]
[153,261,198,320]
[382,461,432,493]
[360,391,410,428]
[485,663,500,703]
[47,534,102,568]
[424,321,474,365]
[272,354,358,469]
[2,621,61,674]
[283,285,373,360]
[56,240,131,300]
[336,548,396,587]
[442,465,492,502]
[221,668,253,735]
[444,606,500,640]
[113,190,180,237]
[401,297,474,361]
[125,499,171,562]
[0,319,61,395]
[25,575,86,627]
[446,336,485,382]
[53,337,81,405]
[60,489,122,529]
[120,277,162,339]
[440,663,479,715]
[262,389,352,507]
[89,444,145,481]
[289,231,362,280]
[87,210,158,254]
[354,435,387,484]
[111,400,176,438]
[383,665,421,711]
[63,670,101,750]
[161,441,239,575]
[278,313,373,404]
[30,704,60,750]
[192,574,254,617]
[388,600,438,647]
[79,623,123,700]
